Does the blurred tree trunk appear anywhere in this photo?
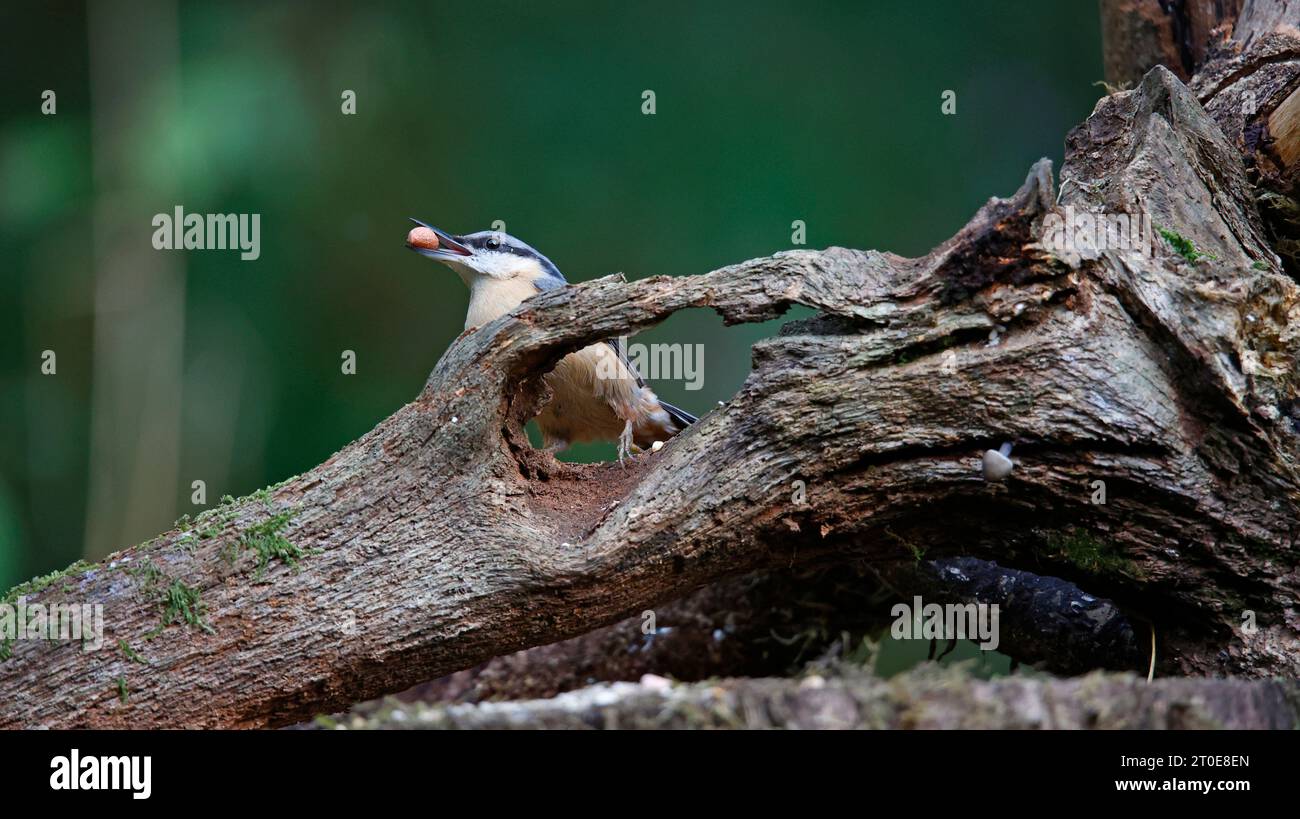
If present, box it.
[1,0,1298,729]
[83,0,187,560]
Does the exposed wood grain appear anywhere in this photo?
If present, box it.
[1269,84,1300,169]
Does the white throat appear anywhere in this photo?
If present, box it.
[463,275,540,330]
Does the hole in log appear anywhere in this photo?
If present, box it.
[509,304,818,541]
[517,305,817,464]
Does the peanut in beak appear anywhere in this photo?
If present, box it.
[406,226,440,250]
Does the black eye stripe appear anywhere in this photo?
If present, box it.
[466,233,566,282]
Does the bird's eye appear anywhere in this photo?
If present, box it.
[485,236,501,250]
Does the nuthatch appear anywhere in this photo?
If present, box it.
[406,219,696,460]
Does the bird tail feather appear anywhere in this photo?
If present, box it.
[660,400,698,429]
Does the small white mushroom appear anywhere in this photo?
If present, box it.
[650,440,664,452]
[982,442,1015,481]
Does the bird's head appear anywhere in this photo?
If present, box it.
[406,218,566,290]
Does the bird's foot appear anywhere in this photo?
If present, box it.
[617,421,635,466]
[936,636,959,663]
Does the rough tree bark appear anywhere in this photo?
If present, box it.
[1,1,1298,729]
[376,557,1143,710]
[332,668,1300,730]
[1101,0,1246,87]
[1103,0,1300,274]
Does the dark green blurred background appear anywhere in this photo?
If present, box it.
[0,0,1102,590]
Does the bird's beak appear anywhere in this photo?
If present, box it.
[406,218,473,259]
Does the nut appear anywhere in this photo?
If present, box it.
[406,226,439,250]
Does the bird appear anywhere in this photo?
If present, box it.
[405,218,697,461]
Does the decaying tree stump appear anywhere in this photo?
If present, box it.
[1,0,1298,729]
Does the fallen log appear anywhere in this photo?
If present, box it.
[326,667,1300,730]
[2,2,1298,729]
